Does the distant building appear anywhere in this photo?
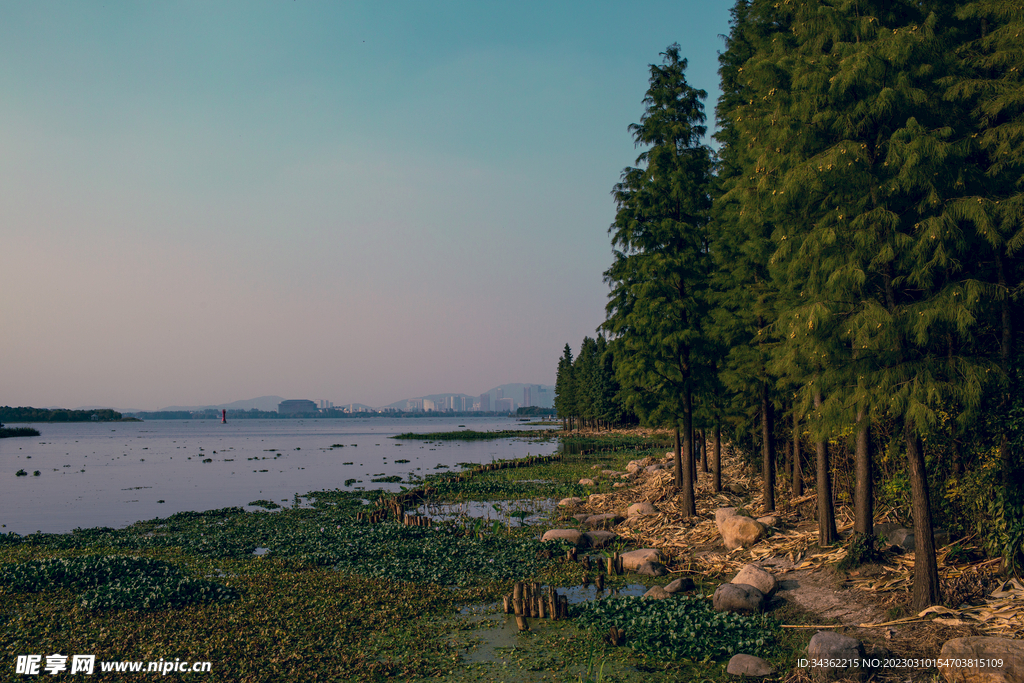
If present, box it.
[496,397,514,412]
[523,387,532,407]
[479,393,490,412]
[278,399,318,415]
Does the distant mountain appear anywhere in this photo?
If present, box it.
[159,396,286,412]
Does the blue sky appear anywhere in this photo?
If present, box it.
[0,1,733,410]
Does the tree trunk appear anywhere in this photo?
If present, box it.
[906,419,940,610]
[854,406,873,537]
[762,383,776,512]
[713,420,722,493]
[700,429,708,473]
[673,427,684,489]
[814,389,838,545]
[690,425,698,486]
[681,390,696,516]
[793,410,802,497]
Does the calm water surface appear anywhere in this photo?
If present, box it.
[0,416,557,535]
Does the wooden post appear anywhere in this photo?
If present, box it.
[503,594,511,614]
[548,588,556,620]
[606,556,614,575]
[596,573,604,590]
[559,595,568,619]
[515,614,530,631]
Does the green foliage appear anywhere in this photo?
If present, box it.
[0,555,238,611]
[248,499,281,509]
[15,469,28,477]
[0,426,40,438]
[984,488,1024,575]
[573,595,779,661]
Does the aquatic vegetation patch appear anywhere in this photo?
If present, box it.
[573,595,779,662]
[248,499,281,509]
[0,426,40,438]
[0,555,238,610]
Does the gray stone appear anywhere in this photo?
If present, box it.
[583,530,616,549]
[619,548,660,571]
[627,501,657,517]
[644,464,665,473]
[712,583,765,614]
[873,522,902,541]
[889,527,915,551]
[558,497,583,507]
[725,482,747,495]
[573,513,590,523]
[541,529,585,546]
[626,459,645,473]
[938,636,1024,683]
[664,577,695,593]
[732,564,778,598]
[756,515,778,528]
[613,482,628,488]
[578,478,596,486]
[584,513,624,530]
[807,631,866,681]
[635,561,667,577]
[643,585,671,600]
[727,654,774,678]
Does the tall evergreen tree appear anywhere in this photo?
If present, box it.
[604,45,714,516]
[554,344,576,431]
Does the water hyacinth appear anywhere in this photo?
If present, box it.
[573,595,779,661]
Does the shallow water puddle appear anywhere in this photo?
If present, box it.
[412,499,558,526]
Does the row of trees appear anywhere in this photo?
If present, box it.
[566,0,1024,609]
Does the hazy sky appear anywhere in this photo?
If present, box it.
[1,1,732,411]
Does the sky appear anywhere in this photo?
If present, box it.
[0,1,733,411]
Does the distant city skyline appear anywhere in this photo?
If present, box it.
[0,2,732,411]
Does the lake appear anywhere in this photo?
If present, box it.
[0,416,558,535]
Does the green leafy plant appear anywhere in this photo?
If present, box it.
[574,595,778,661]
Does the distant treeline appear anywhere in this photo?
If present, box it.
[128,409,525,420]
[515,407,556,416]
[0,407,124,423]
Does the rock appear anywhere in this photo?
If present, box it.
[643,585,672,600]
[716,507,738,526]
[573,513,590,523]
[889,527,915,551]
[725,482,747,495]
[558,497,583,507]
[584,513,623,530]
[756,516,778,528]
[541,529,586,546]
[588,493,610,505]
[727,654,774,678]
[626,459,645,473]
[645,464,665,473]
[874,522,902,541]
[619,548,660,571]
[732,564,777,598]
[627,501,657,517]
[664,577,695,593]
[934,528,951,548]
[635,561,667,577]
[613,482,628,488]
[720,515,767,550]
[600,469,621,477]
[807,631,866,681]
[713,583,765,614]
[584,530,616,548]
[578,478,596,486]
[938,636,1024,683]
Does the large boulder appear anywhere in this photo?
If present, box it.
[716,507,739,526]
[584,513,624,530]
[584,530,616,548]
[619,548,660,571]
[627,501,657,517]
[732,564,777,598]
[664,577,695,594]
[541,529,586,546]
[626,459,646,473]
[712,583,765,614]
[807,631,865,681]
[938,636,1024,683]
[727,654,774,678]
[889,527,915,552]
[643,585,672,600]
[720,515,767,550]
[635,561,667,577]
